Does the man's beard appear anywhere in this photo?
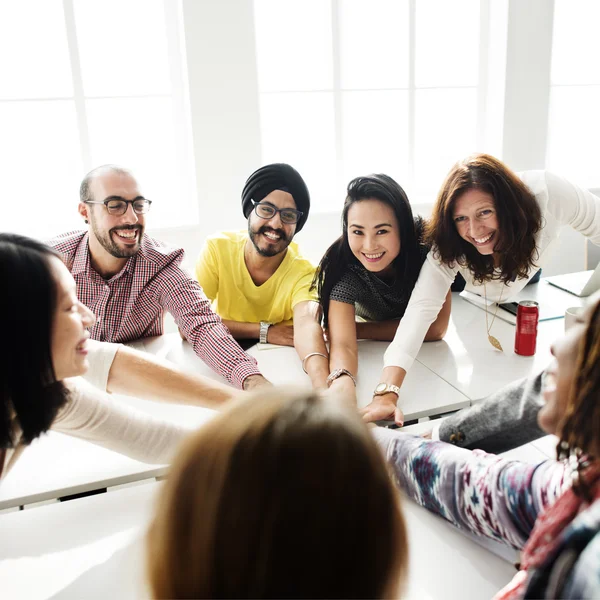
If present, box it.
[248,222,292,257]
[91,219,143,259]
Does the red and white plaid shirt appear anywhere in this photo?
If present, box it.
[50,231,261,389]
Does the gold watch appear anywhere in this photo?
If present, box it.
[373,382,401,397]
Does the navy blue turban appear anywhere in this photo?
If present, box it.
[241,163,310,233]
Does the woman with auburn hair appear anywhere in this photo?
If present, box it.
[361,153,600,425]
[373,290,600,598]
[0,233,188,478]
[147,388,408,599]
[312,174,451,411]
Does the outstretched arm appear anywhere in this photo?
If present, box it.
[327,300,359,405]
[162,263,266,389]
[292,301,329,389]
[372,427,568,550]
[106,344,243,408]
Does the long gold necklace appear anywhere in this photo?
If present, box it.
[483,282,504,351]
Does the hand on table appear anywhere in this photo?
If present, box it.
[359,393,404,427]
[267,324,295,346]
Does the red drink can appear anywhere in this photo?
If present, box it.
[514,300,539,356]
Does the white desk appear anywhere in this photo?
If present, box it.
[0,480,516,600]
[0,338,468,510]
[415,282,580,400]
[137,334,471,417]
[0,398,215,510]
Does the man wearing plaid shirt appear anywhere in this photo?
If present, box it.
[50,165,268,390]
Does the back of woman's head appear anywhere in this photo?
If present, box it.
[559,296,600,462]
[313,173,423,327]
[426,153,542,284]
[147,388,408,599]
[0,233,68,447]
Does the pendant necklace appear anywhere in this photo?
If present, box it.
[483,282,504,351]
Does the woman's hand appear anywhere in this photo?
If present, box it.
[327,375,358,407]
[359,393,404,427]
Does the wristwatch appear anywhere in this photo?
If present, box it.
[373,382,401,397]
[326,368,357,388]
[259,321,272,344]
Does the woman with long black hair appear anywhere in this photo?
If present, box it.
[313,174,451,410]
[0,233,187,478]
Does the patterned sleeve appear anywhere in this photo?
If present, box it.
[372,428,569,550]
[156,259,261,389]
[329,270,361,305]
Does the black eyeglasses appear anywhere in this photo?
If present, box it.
[84,198,152,216]
[253,202,303,225]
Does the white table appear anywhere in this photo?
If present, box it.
[137,334,471,417]
[0,335,470,510]
[0,479,517,600]
[0,398,215,510]
[415,282,580,400]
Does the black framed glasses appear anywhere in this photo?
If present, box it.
[253,202,303,225]
[84,198,152,216]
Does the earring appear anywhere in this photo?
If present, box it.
[84,219,89,224]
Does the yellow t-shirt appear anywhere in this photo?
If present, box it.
[195,231,317,324]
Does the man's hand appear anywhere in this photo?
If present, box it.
[266,324,294,346]
[359,393,404,427]
[242,374,272,390]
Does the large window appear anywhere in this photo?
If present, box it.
[547,0,600,188]
[254,0,488,210]
[0,0,196,238]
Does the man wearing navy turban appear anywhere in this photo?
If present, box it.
[194,164,329,389]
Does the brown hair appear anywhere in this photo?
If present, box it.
[558,298,600,463]
[147,388,408,599]
[425,153,543,284]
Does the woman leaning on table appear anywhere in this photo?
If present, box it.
[361,153,600,425]
[0,233,189,479]
[374,289,600,599]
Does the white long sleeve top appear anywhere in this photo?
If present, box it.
[383,171,600,371]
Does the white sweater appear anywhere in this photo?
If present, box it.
[384,171,600,371]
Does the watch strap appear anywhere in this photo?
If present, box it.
[373,383,401,397]
[259,321,271,344]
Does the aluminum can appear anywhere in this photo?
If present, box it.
[514,300,539,356]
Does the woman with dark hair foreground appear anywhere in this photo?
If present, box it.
[374,290,600,598]
[362,153,600,424]
[313,174,451,410]
[147,388,408,599]
[0,233,188,478]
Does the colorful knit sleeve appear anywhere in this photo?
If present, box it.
[372,428,568,550]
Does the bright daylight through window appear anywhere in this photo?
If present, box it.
[0,0,196,237]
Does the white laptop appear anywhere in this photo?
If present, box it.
[545,263,600,298]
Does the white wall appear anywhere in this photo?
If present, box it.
[148,0,593,276]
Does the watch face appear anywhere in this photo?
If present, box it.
[376,383,387,393]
